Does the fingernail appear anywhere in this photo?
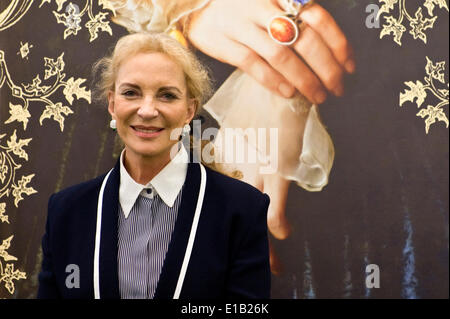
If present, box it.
[314,90,327,104]
[279,82,295,98]
[345,59,355,73]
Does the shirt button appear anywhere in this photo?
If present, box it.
[146,188,152,194]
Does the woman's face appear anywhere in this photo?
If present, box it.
[108,52,196,162]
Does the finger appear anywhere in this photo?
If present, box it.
[269,240,283,275]
[221,36,298,99]
[299,3,355,73]
[293,25,345,96]
[232,22,328,104]
[263,173,291,240]
[189,26,294,98]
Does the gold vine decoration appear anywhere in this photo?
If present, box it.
[0,236,27,295]
[1,50,91,131]
[0,128,34,294]
[40,0,115,42]
[400,56,449,134]
[377,0,449,45]
[1,0,115,299]
[0,130,36,205]
[0,0,34,31]
[0,46,91,294]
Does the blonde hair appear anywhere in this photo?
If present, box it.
[93,32,213,113]
[94,32,241,179]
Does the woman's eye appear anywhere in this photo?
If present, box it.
[160,92,178,101]
[122,90,136,97]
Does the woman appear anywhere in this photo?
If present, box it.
[37,32,271,299]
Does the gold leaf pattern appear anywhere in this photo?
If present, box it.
[22,75,51,95]
[380,16,407,45]
[99,0,116,15]
[6,130,32,162]
[426,56,446,83]
[424,0,449,15]
[55,0,68,11]
[378,0,448,45]
[39,0,52,8]
[0,234,25,295]
[0,236,17,262]
[400,57,449,134]
[408,7,437,44]
[63,77,91,105]
[85,11,113,42]
[400,81,427,108]
[378,0,399,17]
[417,105,449,134]
[0,236,24,295]
[0,152,9,186]
[53,2,82,39]
[45,0,114,42]
[1,48,90,293]
[0,203,8,224]
[1,0,113,297]
[39,102,74,131]
[44,53,65,80]
[1,50,90,132]
[4,103,31,130]
[0,106,34,298]
[0,135,27,199]
[11,174,37,207]
[0,263,27,295]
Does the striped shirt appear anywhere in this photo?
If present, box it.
[117,187,183,298]
[117,144,188,299]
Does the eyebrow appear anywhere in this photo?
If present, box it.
[118,83,183,94]
[118,83,140,90]
[159,86,182,94]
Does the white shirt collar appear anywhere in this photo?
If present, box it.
[119,143,189,218]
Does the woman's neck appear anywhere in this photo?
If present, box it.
[123,146,177,185]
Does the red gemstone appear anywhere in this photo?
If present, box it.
[269,17,296,44]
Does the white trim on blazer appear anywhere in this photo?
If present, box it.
[93,164,207,299]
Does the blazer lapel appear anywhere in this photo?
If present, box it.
[98,158,121,299]
[96,157,201,299]
[153,161,201,299]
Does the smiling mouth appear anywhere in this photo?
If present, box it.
[131,126,164,133]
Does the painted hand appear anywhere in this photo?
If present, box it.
[186,0,355,104]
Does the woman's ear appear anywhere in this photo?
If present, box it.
[107,91,115,118]
[186,98,198,123]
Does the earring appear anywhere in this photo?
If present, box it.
[179,123,191,141]
[182,124,191,136]
[110,119,117,130]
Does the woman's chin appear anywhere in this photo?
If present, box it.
[126,143,176,161]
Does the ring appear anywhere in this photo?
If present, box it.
[268,15,299,45]
[267,0,314,46]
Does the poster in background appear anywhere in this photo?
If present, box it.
[0,0,448,299]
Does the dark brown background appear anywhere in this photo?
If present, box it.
[0,0,448,298]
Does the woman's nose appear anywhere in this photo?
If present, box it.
[137,97,158,118]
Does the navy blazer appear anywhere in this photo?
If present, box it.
[38,158,271,299]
